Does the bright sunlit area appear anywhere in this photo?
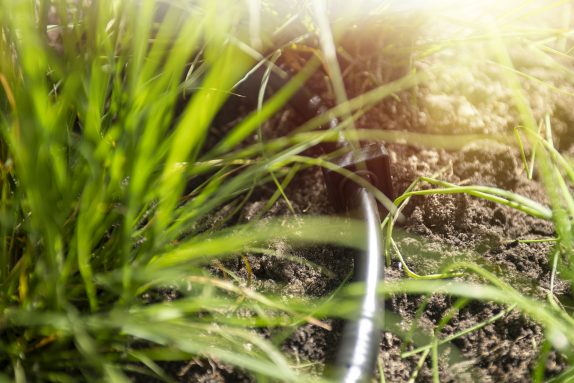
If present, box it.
[1,1,574,382]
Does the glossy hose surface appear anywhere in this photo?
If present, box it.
[330,188,383,383]
[236,67,385,382]
[278,78,385,383]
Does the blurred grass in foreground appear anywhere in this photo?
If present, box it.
[0,1,352,381]
[0,0,426,381]
[2,0,574,382]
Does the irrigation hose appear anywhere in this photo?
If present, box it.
[329,187,383,383]
[239,65,389,382]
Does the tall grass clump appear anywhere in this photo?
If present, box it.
[0,0,432,379]
[0,1,382,381]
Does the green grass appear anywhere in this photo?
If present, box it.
[0,1,427,381]
[2,0,574,382]
[0,1,358,381]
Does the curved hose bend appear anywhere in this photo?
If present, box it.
[281,82,386,381]
[330,188,383,382]
[277,75,386,383]
[236,65,386,382]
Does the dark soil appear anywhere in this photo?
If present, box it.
[140,12,574,383]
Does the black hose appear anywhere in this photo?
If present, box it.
[329,188,383,382]
[276,75,387,382]
[235,65,388,382]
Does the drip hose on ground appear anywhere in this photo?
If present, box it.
[283,76,390,382]
[329,188,383,382]
[238,66,392,382]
